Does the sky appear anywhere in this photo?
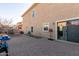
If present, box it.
[0,3,33,25]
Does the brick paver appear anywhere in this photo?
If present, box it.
[1,35,79,56]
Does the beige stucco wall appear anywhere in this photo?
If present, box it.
[22,3,79,39]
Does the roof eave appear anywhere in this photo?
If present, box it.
[21,3,39,17]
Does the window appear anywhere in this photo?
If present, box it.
[44,27,48,31]
[31,26,33,32]
[43,23,49,32]
[32,10,36,17]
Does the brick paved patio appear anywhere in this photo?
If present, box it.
[1,35,79,56]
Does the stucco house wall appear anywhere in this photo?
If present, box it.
[22,3,79,39]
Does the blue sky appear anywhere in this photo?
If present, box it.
[0,3,33,25]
